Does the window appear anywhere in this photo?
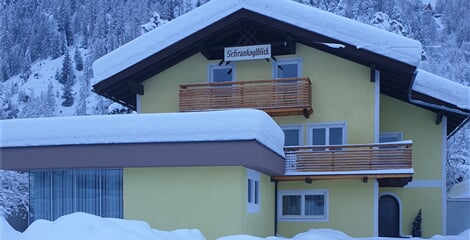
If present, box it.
[308,122,346,146]
[29,169,122,222]
[281,125,303,146]
[208,64,234,83]
[281,125,303,172]
[247,168,260,213]
[278,190,328,221]
[379,132,403,143]
[273,58,302,78]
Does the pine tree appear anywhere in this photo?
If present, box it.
[45,82,56,116]
[74,47,84,71]
[411,209,422,237]
[58,51,74,85]
[61,83,74,107]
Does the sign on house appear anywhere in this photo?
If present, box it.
[224,44,271,61]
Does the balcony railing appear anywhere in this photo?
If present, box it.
[179,77,313,117]
[283,141,412,174]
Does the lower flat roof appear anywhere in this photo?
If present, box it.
[1,140,285,176]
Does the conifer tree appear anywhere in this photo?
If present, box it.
[58,51,74,85]
[411,209,422,237]
[61,83,74,107]
[74,47,84,71]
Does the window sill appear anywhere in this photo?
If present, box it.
[278,217,328,222]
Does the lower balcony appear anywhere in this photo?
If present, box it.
[179,77,313,117]
[273,141,413,187]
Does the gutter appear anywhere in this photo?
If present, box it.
[408,70,470,137]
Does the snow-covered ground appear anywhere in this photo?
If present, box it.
[1,212,469,240]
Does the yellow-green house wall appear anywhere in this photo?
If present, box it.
[379,188,442,237]
[277,179,375,238]
[273,45,374,145]
[141,43,375,148]
[123,167,274,240]
[380,94,444,237]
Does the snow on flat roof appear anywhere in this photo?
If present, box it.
[0,109,285,157]
[413,69,470,110]
[92,0,422,85]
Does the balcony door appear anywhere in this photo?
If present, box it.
[209,64,234,83]
[379,194,400,237]
[273,58,302,79]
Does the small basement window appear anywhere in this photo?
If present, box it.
[278,190,328,222]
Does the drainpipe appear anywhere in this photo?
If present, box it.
[273,179,278,236]
[408,71,470,117]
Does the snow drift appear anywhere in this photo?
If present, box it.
[1,213,469,240]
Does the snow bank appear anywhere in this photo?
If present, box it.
[2,214,469,240]
[448,180,470,198]
[218,228,470,240]
[92,0,422,85]
[0,215,22,240]
[19,212,205,240]
[413,69,470,111]
[0,109,285,157]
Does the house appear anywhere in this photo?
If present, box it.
[1,0,469,239]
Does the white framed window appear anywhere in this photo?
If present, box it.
[379,132,403,143]
[308,122,347,146]
[272,58,302,78]
[281,124,303,146]
[278,189,329,222]
[247,168,260,213]
[208,64,235,83]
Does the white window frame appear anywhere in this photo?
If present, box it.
[247,168,260,213]
[280,124,304,146]
[272,58,302,79]
[379,132,403,143]
[278,189,329,222]
[307,122,347,146]
[208,63,235,83]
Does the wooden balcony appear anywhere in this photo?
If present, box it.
[274,141,413,186]
[179,77,313,117]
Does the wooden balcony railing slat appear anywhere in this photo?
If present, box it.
[284,142,412,173]
[179,77,313,116]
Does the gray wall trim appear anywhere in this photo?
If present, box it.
[1,140,285,176]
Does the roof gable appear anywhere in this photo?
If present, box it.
[92,0,422,86]
[90,0,469,135]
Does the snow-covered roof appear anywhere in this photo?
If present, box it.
[448,180,470,199]
[0,109,285,157]
[92,0,422,85]
[413,69,470,111]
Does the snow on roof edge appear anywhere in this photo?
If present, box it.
[413,69,470,111]
[91,0,422,86]
[0,109,285,157]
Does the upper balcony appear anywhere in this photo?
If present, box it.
[179,77,313,118]
[274,141,413,187]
